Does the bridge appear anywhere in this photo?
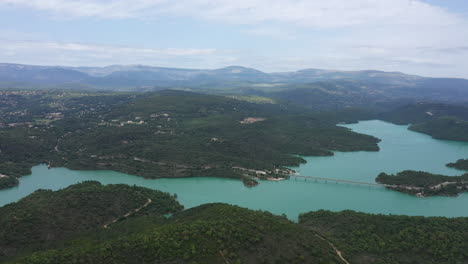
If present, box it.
[290,175,388,187]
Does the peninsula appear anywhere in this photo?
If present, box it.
[376,170,468,197]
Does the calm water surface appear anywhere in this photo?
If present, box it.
[1,120,468,220]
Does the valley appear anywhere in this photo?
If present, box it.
[0,89,380,190]
[2,120,468,220]
[1,66,468,264]
[3,1,468,262]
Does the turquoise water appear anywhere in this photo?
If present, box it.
[1,120,468,220]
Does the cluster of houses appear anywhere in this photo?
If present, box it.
[97,113,172,127]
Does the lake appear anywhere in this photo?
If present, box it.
[1,120,468,220]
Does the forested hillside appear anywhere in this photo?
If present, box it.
[4,183,468,264]
[380,102,468,125]
[0,90,380,189]
[300,210,468,264]
[0,182,182,262]
[376,170,468,197]
[380,102,468,141]
[447,158,468,170]
[3,185,341,264]
[410,117,468,142]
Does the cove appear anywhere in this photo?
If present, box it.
[1,120,468,220]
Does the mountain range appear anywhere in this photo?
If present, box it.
[2,63,468,106]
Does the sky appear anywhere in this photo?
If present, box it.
[0,0,468,78]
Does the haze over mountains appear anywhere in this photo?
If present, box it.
[2,63,468,108]
[0,63,464,86]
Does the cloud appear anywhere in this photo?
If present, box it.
[1,1,468,78]
[0,0,464,28]
[432,46,468,54]
[1,40,216,56]
[0,39,224,67]
[241,27,298,39]
[2,37,468,78]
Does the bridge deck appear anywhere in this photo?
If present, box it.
[292,175,386,187]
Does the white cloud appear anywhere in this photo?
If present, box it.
[0,39,223,67]
[241,27,298,39]
[1,0,468,78]
[1,40,216,56]
[2,37,468,78]
[0,0,464,28]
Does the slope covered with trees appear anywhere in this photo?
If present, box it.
[379,102,468,125]
[0,175,18,189]
[410,117,468,142]
[447,158,468,170]
[376,170,468,197]
[380,102,468,142]
[0,90,380,188]
[2,185,342,264]
[5,184,468,264]
[299,210,468,264]
[0,181,182,261]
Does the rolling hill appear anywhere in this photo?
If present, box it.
[2,184,341,264]
[2,63,468,106]
[0,90,380,189]
[380,102,468,141]
[3,182,468,264]
[0,181,182,262]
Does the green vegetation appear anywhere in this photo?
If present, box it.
[224,94,277,104]
[3,63,468,106]
[380,102,468,125]
[5,183,468,264]
[299,210,468,264]
[0,175,18,190]
[14,204,341,264]
[0,90,380,188]
[410,117,468,142]
[3,185,341,264]
[0,181,182,261]
[269,81,385,110]
[0,127,58,177]
[380,102,468,142]
[447,158,468,170]
[242,177,259,187]
[376,170,468,197]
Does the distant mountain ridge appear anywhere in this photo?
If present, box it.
[1,63,468,104]
[0,62,452,86]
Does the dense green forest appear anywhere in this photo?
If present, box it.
[3,183,468,263]
[0,181,182,261]
[3,184,341,264]
[299,210,468,264]
[0,175,18,189]
[14,204,342,264]
[0,90,380,188]
[380,102,468,142]
[410,117,468,142]
[3,90,468,192]
[376,170,468,197]
[447,158,468,170]
[380,102,468,125]
[0,90,142,188]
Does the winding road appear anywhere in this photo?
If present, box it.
[314,233,350,264]
[103,197,152,229]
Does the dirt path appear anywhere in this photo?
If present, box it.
[219,251,231,264]
[103,197,152,229]
[314,233,350,264]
